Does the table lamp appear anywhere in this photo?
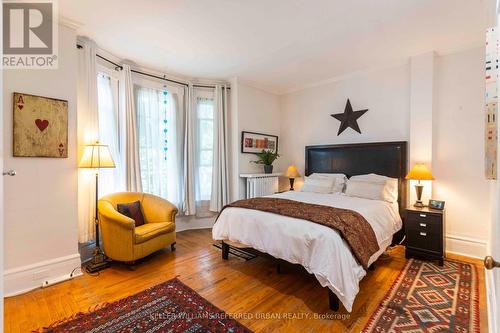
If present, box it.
[285,165,301,191]
[405,163,434,208]
[79,142,115,272]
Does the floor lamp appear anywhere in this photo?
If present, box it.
[79,142,115,273]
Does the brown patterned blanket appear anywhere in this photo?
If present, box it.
[218,197,379,269]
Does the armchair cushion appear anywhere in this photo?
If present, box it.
[134,222,175,244]
[117,200,146,227]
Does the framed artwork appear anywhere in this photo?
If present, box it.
[13,92,68,158]
[241,131,278,154]
[428,199,445,210]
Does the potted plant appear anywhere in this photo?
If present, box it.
[252,149,280,174]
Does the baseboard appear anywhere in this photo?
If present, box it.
[445,234,488,259]
[4,253,82,297]
[176,216,215,233]
[485,269,498,333]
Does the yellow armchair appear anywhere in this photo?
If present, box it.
[98,192,178,263]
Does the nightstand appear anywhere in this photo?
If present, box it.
[405,207,445,266]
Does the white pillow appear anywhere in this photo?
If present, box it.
[345,180,385,201]
[345,174,398,202]
[309,173,347,193]
[300,176,336,194]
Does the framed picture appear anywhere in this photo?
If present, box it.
[13,92,68,158]
[428,199,445,210]
[241,131,278,154]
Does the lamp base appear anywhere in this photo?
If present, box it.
[413,183,425,208]
[85,259,110,273]
[413,201,425,208]
[85,247,110,273]
[289,178,295,191]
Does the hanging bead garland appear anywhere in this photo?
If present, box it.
[163,85,168,160]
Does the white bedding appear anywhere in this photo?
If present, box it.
[212,191,402,312]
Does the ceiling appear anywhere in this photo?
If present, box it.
[60,0,494,94]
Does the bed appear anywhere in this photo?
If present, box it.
[212,141,407,312]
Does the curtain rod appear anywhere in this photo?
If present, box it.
[76,43,230,90]
[130,69,188,87]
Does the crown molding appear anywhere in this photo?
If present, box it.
[436,41,484,57]
[59,16,83,30]
[86,41,231,88]
[237,79,282,96]
[275,41,483,96]
[279,59,409,95]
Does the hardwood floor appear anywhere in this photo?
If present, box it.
[4,229,488,332]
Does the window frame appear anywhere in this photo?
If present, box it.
[97,63,121,152]
[196,99,214,201]
[194,88,215,203]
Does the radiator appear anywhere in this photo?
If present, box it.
[246,176,279,198]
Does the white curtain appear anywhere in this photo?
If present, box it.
[97,73,125,197]
[183,84,196,215]
[122,64,142,192]
[172,92,186,210]
[136,86,181,206]
[210,85,231,212]
[77,38,98,243]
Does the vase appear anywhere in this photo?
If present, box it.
[264,165,273,174]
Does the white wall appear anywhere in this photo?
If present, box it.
[409,52,436,205]
[237,81,283,173]
[0,14,4,326]
[433,47,490,258]
[280,63,411,175]
[278,47,489,258]
[2,25,81,295]
[236,81,283,198]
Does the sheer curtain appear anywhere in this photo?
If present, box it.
[136,86,181,206]
[97,73,125,197]
[195,97,214,201]
[194,96,216,217]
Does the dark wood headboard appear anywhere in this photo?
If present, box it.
[305,141,408,213]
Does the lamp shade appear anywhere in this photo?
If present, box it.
[285,165,301,178]
[79,143,115,168]
[405,163,434,180]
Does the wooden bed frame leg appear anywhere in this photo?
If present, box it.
[328,289,340,311]
[221,241,229,260]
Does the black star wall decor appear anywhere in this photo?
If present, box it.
[331,99,368,135]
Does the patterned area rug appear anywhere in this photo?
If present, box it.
[363,259,479,333]
[35,278,252,333]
